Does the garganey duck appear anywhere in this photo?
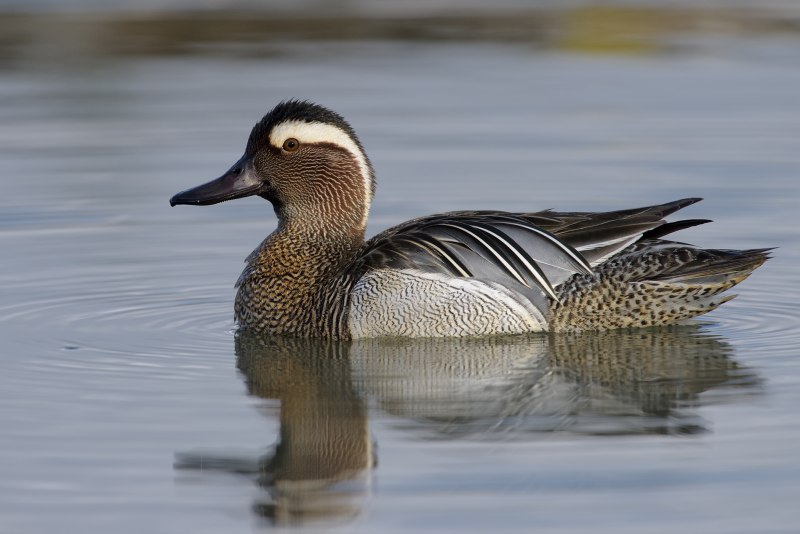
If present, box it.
[170,100,769,339]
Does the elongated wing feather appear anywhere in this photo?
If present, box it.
[514,198,705,265]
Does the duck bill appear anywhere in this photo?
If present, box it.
[170,158,262,207]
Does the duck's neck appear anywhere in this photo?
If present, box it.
[234,218,365,337]
[263,220,365,278]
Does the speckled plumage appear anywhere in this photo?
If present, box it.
[234,228,361,337]
[170,100,770,339]
[549,244,766,331]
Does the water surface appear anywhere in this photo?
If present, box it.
[1,25,799,534]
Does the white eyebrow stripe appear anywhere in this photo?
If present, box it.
[269,120,373,224]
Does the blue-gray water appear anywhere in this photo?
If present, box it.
[1,19,800,534]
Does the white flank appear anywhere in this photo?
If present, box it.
[269,120,372,226]
[348,269,547,338]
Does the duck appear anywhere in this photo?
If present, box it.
[170,100,769,339]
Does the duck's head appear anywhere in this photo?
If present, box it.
[170,100,375,235]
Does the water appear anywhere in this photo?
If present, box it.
[1,19,800,534]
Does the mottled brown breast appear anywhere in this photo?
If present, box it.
[234,227,361,338]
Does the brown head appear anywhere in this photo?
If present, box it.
[170,100,376,239]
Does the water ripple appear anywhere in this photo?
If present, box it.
[0,268,235,370]
[713,272,800,358]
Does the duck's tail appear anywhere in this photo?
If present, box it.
[550,245,771,331]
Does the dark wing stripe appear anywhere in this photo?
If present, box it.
[466,222,560,301]
[434,223,531,288]
[398,234,472,278]
[495,220,593,273]
[466,224,545,289]
[435,222,561,301]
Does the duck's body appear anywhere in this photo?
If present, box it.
[171,100,769,339]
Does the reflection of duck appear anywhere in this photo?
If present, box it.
[177,333,374,526]
[176,326,759,525]
[351,325,759,435]
[546,327,751,418]
[170,100,769,338]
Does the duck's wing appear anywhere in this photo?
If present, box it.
[359,214,588,303]
[514,197,709,265]
[357,198,707,303]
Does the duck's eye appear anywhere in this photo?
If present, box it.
[282,138,300,152]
